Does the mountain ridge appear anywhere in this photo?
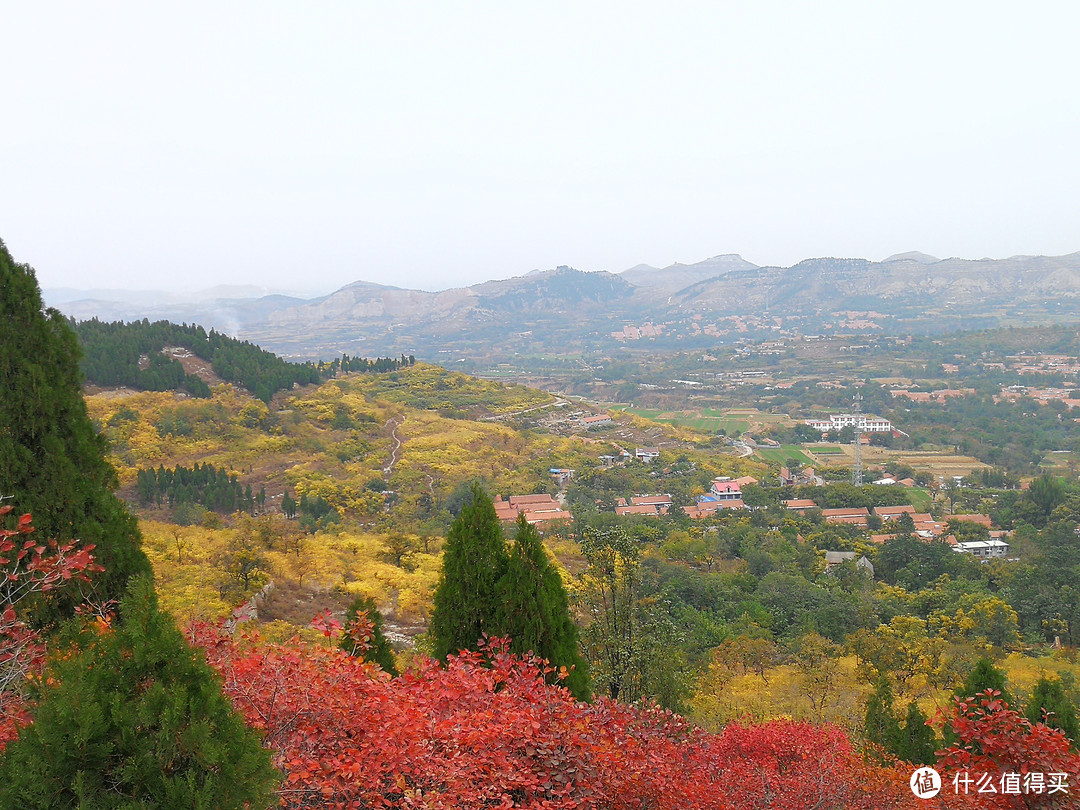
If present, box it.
[47,250,1080,360]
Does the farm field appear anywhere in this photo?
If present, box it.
[618,407,793,436]
[754,445,818,466]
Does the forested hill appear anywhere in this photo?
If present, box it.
[73,318,414,403]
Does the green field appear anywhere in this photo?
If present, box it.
[754,445,817,466]
[811,445,844,455]
[619,408,749,434]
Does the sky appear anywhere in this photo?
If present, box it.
[3,2,1080,295]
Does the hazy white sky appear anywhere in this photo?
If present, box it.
[3,2,1079,294]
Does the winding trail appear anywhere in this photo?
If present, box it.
[383,416,404,480]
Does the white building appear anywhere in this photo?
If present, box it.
[805,414,893,433]
[954,539,1010,559]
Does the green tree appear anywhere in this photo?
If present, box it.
[430,482,509,660]
[897,700,938,765]
[340,595,399,677]
[1028,474,1067,519]
[1025,676,1079,748]
[576,525,688,709]
[0,240,150,610]
[0,576,279,808]
[497,516,589,699]
[863,677,901,760]
[956,657,1011,705]
[946,657,1012,746]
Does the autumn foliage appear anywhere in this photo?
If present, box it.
[0,506,100,748]
[937,690,1080,809]
[195,623,920,809]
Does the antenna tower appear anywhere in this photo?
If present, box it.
[851,391,863,485]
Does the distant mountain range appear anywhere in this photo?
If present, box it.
[48,251,1080,361]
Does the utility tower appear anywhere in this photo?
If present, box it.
[851,392,863,485]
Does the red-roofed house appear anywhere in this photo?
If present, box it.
[709,478,742,500]
[821,507,870,527]
[875,505,916,520]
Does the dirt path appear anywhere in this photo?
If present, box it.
[479,397,568,421]
[383,416,404,480]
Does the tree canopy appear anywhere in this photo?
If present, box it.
[0,239,150,608]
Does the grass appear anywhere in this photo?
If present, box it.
[755,446,817,466]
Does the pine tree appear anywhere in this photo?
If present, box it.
[0,576,279,808]
[897,699,938,765]
[946,657,1011,745]
[430,482,509,660]
[340,595,399,676]
[0,240,150,610]
[497,515,589,699]
[957,657,1011,705]
[863,677,901,760]
[1025,676,1079,748]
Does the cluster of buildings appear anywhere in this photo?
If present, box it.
[995,385,1080,409]
[610,323,664,341]
[778,500,1010,558]
[891,388,975,403]
[493,494,572,530]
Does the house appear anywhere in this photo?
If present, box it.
[690,494,744,514]
[734,475,759,487]
[549,468,575,486]
[616,503,667,516]
[631,494,674,509]
[820,507,870,527]
[779,466,821,486]
[875,505,916,520]
[783,499,819,512]
[683,502,720,519]
[493,494,572,530]
[635,447,660,463]
[824,551,874,576]
[709,477,742,500]
[954,539,1010,559]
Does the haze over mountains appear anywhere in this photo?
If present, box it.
[49,251,1080,361]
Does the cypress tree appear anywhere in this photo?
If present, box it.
[946,657,1012,745]
[340,595,399,676]
[430,482,509,660]
[897,699,938,765]
[1025,676,1079,747]
[497,515,589,699]
[0,240,150,610]
[0,576,279,808]
[863,676,901,759]
[957,657,1011,705]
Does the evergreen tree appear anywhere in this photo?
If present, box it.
[282,492,297,519]
[897,699,938,765]
[497,515,589,699]
[430,482,509,660]
[956,657,1011,705]
[340,595,399,676]
[946,657,1012,745]
[1025,676,1079,747]
[863,677,901,759]
[0,240,150,610]
[0,576,279,808]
